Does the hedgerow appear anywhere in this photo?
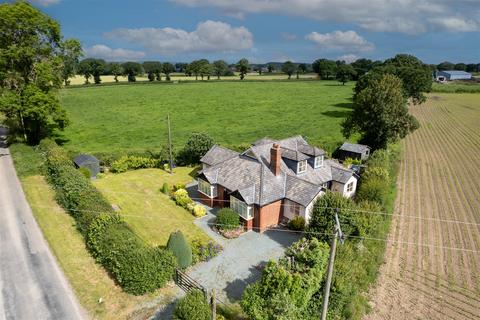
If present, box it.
[39,140,176,295]
[111,155,160,173]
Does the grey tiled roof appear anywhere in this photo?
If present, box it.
[201,136,355,207]
[339,142,370,154]
[73,154,99,166]
[200,145,239,166]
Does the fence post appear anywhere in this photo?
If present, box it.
[211,289,216,320]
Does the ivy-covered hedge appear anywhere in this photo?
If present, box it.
[39,140,176,295]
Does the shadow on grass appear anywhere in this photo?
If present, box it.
[321,110,351,118]
[333,102,354,109]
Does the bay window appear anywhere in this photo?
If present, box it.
[198,178,217,198]
[230,196,253,220]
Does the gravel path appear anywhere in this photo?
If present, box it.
[0,147,86,320]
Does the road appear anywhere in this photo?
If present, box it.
[0,147,86,320]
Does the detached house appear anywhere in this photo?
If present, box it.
[197,136,358,232]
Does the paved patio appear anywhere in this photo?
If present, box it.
[186,182,301,302]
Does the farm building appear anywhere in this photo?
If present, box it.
[337,142,371,161]
[435,70,472,82]
[73,154,100,178]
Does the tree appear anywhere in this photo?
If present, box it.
[282,61,297,79]
[351,58,374,79]
[108,62,123,82]
[342,74,419,149]
[466,63,478,72]
[297,63,307,79]
[78,58,105,84]
[267,64,275,73]
[166,231,192,269]
[188,59,209,80]
[236,58,250,80]
[143,61,162,81]
[213,60,228,79]
[336,64,356,85]
[162,62,175,81]
[454,63,467,71]
[173,290,211,320]
[177,132,214,165]
[437,61,455,71]
[175,63,187,73]
[78,59,93,84]
[312,59,337,79]
[0,1,68,144]
[198,60,212,80]
[60,38,83,86]
[122,62,142,82]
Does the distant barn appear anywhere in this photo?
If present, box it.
[73,154,100,178]
[436,70,472,82]
[337,142,371,162]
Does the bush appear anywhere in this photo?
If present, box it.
[167,231,192,269]
[343,157,362,166]
[356,177,389,205]
[216,208,240,231]
[193,204,206,217]
[191,240,222,264]
[160,182,170,194]
[288,216,305,231]
[111,155,159,173]
[173,188,194,208]
[173,290,211,320]
[362,166,390,183]
[177,132,214,165]
[173,183,186,191]
[79,167,91,179]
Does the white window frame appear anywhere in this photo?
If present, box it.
[314,156,324,168]
[297,160,307,174]
[346,182,354,192]
[198,178,217,198]
[230,196,253,220]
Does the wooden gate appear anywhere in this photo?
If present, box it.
[174,269,207,299]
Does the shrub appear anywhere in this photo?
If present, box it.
[288,216,305,231]
[160,182,170,194]
[173,183,186,191]
[191,240,222,264]
[173,290,211,320]
[193,204,206,217]
[173,189,194,208]
[343,157,362,166]
[216,208,240,231]
[177,132,214,165]
[167,231,192,269]
[356,177,389,205]
[362,166,390,183]
[79,167,91,179]
[111,155,159,173]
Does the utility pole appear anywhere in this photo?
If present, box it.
[167,114,173,175]
[320,209,344,320]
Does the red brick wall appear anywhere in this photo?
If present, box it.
[199,191,214,207]
[258,200,283,232]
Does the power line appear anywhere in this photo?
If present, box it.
[24,203,480,254]
[20,182,480,227]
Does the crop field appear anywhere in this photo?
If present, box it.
[366,93,480,319]
[58,80,354,154]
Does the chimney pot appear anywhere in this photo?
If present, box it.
[270,144,281,176]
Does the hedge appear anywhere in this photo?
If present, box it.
[173,290,212,320]
[39,140,176,295]
[111,155,160,173]
[216,208,241,231]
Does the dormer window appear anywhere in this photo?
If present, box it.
[297,160,307,173]
[314,156,324,168]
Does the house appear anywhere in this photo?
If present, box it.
[73,154,100,178]
[436,70,472,82]
[337,142,371,161]
[197,136,358,232]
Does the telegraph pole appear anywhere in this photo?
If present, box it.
[320,209,344,320]
[167,114,174,174]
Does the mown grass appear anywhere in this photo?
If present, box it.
[58,80,355,154]
[93,168,211,247]
[9,144,181,320]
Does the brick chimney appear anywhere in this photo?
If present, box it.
[270,143,281,176]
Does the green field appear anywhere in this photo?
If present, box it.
[59,80,355,154]
[432,81,480,93]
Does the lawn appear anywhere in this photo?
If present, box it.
[9,144,180,320]
[58,80,354,154]
[92,167,211,247]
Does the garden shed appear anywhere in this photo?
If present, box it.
[73,154,100,178]
[337,142,371,162]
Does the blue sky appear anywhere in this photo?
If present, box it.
[33,0,480,64]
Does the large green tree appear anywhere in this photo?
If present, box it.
[78,58,105,84]
[0,1,68,144]
[236,58,250,80]
[108,62,123,82]
[122,62,143,82]
[336,63,356,85]
[312,58,337,79]
[437,61,455,71]
[212,60,228,79]
[343,74,419,149]
[60,38,83,86]
[143,61,162,81]
[282,61,297,79]
[162,62,175,81]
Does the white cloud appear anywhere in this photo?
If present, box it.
[306,30,374,52]
[281,32,297,41]
[337,54,360,63]
[85,45,146,61]
[30,0,61,6]
[170,0,480,34]
[105,20,253,55]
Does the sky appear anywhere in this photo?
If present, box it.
[32,0,480,64]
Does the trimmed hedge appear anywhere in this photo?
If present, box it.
[111,155,160,173]
[216,208,240,231]
[40,140,176,295]
[173,289,212,320]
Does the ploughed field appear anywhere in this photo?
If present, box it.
[58,80,354,153]
[366,93,480,319]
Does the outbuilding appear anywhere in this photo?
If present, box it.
[436,70,472,82]
[73,154,100,178]
[337,142,371,162]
